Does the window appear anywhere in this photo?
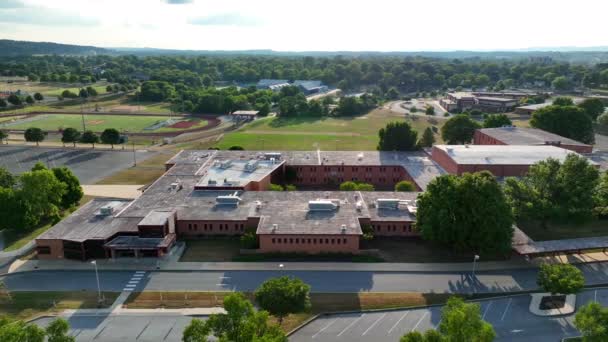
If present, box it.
[336,239,341,245]
[353,167,358,172]
[343,238,347,244]
[313,239,317,244]
[194,224,198,230]
[331,239,335,244]
[319,239,323,244]
[307,238,311,244]
[37,246,51,255]
[188,223,192,231]
[325,238,329,244]
[296,238,299,244]
[289,238,293,244]
[272,238,276,243]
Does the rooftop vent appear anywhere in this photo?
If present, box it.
[208,179,217,185]
[170,182,182,191]
[244,160,259,172]
[272,224,278,233]
[341,224,347,233]
[357,153,364,161]
[99,205,113,216]
[377,198,400,210]
[264,152,281,160]
[308,200,338,211]
[216,194,241,205]
[220,160,233,169]
[356,201,363,211]
[255,200,262,211]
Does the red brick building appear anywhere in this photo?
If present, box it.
[473,127,593,154]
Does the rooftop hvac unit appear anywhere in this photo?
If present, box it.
[244,160,259,172]
[357,153,364,161]
[220,160,233,169]
[170,182,182,191]
[271,224,278,232]
[207,179,217,185]
[377,198,400,209]
[356,201,363,211]
[216,195,241,205]
[264,152,281,160]
[99,206,114,216]
[308,200,337,211]
[255,200,262,210]
[341,224,347,233]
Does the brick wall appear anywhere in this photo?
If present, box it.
[177,220,248,237]
[292,165,418,190]
[370,221,417,237]
[35,239,65,260]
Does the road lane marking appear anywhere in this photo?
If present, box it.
[312,319,338,338]
[337,315,364,336]
[501,299,512,321]
[412,312,428,332]
[362,313,386,336]
[388,312,409,334]
[482,301,493,320]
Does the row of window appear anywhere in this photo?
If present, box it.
[295,177,403,183]
[271,237,348,245]
[297,166,403,173]
[372,224,413,233]
[186,223,245,232]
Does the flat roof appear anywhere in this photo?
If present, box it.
[138,210,174,226]
[434,145,585,165]
[232,110,259,116]
[476,97,519,103]
[478,127,590,147]
[196,158,284,189]
[38,198,140,242]
[516,103,552,110]
[104,235,173,249]
[362,192,419,222]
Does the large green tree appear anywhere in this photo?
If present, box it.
[182,319,209,342]
[377,122,419,151]
[578,98,605,120]
[46,318,75,342]
[100,128,121,148]
[18,169,66,225]
[61,128,80,147]
[440,114,481,144]
[537,263,584,295]
[255,276,311,324]
[504,154,600,226]
[530,105,594,144]
[574,302,608,342]
[0,167,15,188]
[0,130,7,144]
[0,316,46,342]
[595,172,608,218]
[52,167,83,208]
[417,171,513,256]
[418,127,435,148]
[24,127,45,146]
[80,130,99,148]
[483,114,512,128]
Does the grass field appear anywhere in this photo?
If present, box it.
[0,291,119,320]
[43,85,109,97]
[0,81,110,96]
[5,114,204,133]
[216,108,444,150]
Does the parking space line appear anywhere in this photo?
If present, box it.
[337,315,364,336]
[362,313,386,336]
[482,300,493,320]
[412,312,428,332]
[388,311,409,334]
[312,318,338,338]
[501,298,512,321]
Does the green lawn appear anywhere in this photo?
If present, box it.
[217,108,443,151]
[42,85,109,97]
[7,114,187,133]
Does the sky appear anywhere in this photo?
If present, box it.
[0,0,606,51]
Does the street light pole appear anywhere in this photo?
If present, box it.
[472,254,480,277]
[132,141,137,166]
[91,260,103,304]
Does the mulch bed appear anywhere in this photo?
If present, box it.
[169,120,199,129]
[540,295,566,310]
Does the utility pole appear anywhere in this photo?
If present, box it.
[91,260,104,305]
[132,141,137,166]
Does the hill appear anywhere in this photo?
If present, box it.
[0,39,109,56]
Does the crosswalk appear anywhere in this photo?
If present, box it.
[123,271,146,292]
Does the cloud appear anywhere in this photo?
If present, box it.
[189,12,260,27]
[0,7,99,26]
[163,0,193,4]
[0,0,24,9]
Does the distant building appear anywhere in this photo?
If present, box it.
[474,126,593,153]
[231,110,259,121]
[474,96,519,112]
[256,79,289,90]
[431,144,595,177]
[441,92,524,113]
[293,80,328,95]
[514,102,551,115]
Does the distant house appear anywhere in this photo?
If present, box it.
[256,79,289,90]
[294,80,328,95]
[231,110,259,121]
[474,126,593,153]
[129,72,150,81]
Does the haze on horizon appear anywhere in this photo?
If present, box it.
[0,0,606,52]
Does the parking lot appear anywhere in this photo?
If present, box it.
[34,313,197,342]
[291,288,608,342]
[0,146,155,184]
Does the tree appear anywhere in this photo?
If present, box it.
[61,128,80,147]
[32,161,47,171]
[595,172,608,218]
[552,97,574,106]
[61,90,77,98]
[79,88,89,99]
[537,263,584,295]
[33,92,44,101]
[400,330,444,342]
[0,317,46,342]
[0,98,6,108]
[80,130,99,148]
[228,145,244,150]
[440,114,481,144]
[530,105,594,144]
[395,180,416,192]
[418,127,435,148]
[19,169,66,224]
[574,302,608,342]
[0,168,15,188]
[46,318,75,342]
[438,297,495,342]
[100,128,121,148]
[24,127,45,146]
[0,130,7,144]
[85,86,98,97]
[598,113,608,126]
[504,154,600,226]
[7,94,22,106]
[425,106,435,115]
[203,293,287,342]
[483,114,512,128]
[52,167,83,208]
[377,122,419,151]
[417,171,513,256]
[25,95,34,105]
[182,318,209,342]
[552,76,571,91]
[269,184,284,191]
[339,181,374,191]
[578,98,605,120]
[255,276,311,324]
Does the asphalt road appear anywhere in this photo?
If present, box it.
[0,145,155,184]
[6,262,608,293]
[293,288,608,342]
